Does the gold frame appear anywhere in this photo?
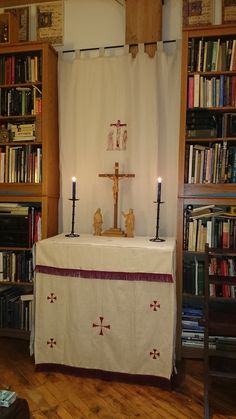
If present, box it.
[222,0,236,24]
[182,0,213,28]
[36,1,64,45]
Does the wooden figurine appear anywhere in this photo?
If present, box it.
[93,208,103,236]
[122,208,135,238]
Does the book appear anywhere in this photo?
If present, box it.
[189,205,224,219]
[0,390,16,407]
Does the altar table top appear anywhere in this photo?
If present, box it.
[34,234,176,381]
[35,234,176,281]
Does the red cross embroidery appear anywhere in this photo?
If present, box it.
[47,293,57,303]
[150,300,160,311]
[92,316,111,335]
[47,338,56,348]
[150,348,160,359]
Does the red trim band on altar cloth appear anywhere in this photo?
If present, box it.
[35,265,173,283]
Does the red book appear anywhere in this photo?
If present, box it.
[188,76,194,108]
[222,220,230,248]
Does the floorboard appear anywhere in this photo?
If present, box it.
[0,337,236,418]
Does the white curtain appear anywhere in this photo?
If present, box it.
[156,41,181,237]
[58,42,181,237]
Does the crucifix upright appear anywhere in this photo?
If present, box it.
[99,162,135,236]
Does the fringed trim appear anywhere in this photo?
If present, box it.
[35,363,172,388]
[35,265,173,283]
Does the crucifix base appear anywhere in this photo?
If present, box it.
[101,228,125,237]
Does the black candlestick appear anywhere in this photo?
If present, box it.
[150,199,165,242]
[65,196,80,237]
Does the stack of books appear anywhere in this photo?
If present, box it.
[0,390,16,407]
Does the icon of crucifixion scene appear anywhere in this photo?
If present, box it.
[99,162,135,236]
[107,120,128,151]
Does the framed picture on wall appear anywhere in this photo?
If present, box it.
[4,6,29,42]
[222,0,236,24]
[183,0,213,28]
[36,1,64,45]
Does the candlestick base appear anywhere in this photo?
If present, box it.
[149,237,165,242]
[65,232,80,237]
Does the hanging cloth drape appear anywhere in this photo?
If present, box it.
[58,42,181,237]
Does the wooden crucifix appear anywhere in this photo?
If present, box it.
[99,162,135,236]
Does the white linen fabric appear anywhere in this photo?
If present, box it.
[34,235,176,380]
[58,43,180,237]
[36,234,176,275]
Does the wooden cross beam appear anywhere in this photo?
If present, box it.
[99,162,135,232]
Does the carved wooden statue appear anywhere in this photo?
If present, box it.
[122,208,135,238]
[93,208,103,236]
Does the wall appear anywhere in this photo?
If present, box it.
[60,0,183,238]
[1,0,183,237]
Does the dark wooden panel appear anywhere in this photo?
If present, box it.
[0,0,53,7]
[126,0,162,44]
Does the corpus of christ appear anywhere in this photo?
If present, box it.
[98,162,135,237]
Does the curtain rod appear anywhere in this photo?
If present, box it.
[62,40,176,54]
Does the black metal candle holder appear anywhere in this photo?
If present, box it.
[150,199,165,242]
[65,197,80,237]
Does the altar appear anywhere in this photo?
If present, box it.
[34,234,176,382]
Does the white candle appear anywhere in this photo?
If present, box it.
[72,177,76,200]
[157,177,162,203]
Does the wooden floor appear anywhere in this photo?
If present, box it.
[0,338,236,418]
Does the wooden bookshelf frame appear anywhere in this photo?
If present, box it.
[0,41,59,339]
[177,25,236,360]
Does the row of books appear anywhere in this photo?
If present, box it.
[0,286,33,331]
[0,203,42,247]
[0,86,42,117]
[0,251,33,283]
[210,282,236,299]
[183,256,236,298]
[183,257,204,295]
[186,109,219,138]
[209,256,236,276]
[185,142,236,184]
[8,122,36,142]
[0,144,42,183]
[188,37,236,73]
[184,205,236,251]
[182,331,236,351]
[182,306,204,338]
[0,122,36,143]
[188,74,236,109]
[187,111,236,139]
[0,54,42,85]
[182,305,236,351]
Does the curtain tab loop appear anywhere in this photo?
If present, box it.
[99,47,105,57]
[157,41,164,52]
[139,43,145,53]
[124,45,129,54]
[75,50,81,59]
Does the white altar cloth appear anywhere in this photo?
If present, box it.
[34,234,176,381]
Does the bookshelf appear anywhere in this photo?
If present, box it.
[177,25,236,360]
[203,244,236,418]
[0,41,59,339]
